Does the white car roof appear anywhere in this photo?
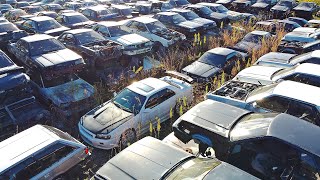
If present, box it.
[273,81,320,106]
[235,65,282,81]
[97,21,121,27]
[132,16,158,24]
[293,63,320,76]
[311,50,320,58]
[198,2,220,7]
[0,125,59,173]
[128,77,171,96]
[293,27,316,33]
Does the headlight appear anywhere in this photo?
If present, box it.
[126,45,136,49]
[189,28,196,32]
[96,134,111,139]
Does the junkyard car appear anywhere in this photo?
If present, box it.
[80,6,117,21]
[58,29,122,68]
[93,21,153,56]
[56,12,95,29]
[0,125,89,179]
[277,31,319,53]
[37,11,58,19]
[233,30,271,53]
[19,16,70,36]
[4,8,28,22]
[78,73,193,149]
[207,80,320,125]
[251,0,278,13]
[21,5,44,14]
[186,4,229,28]
[255,51,320,67]
[63,2,83,11]
[153,12,204,38]
[270,0,297,18]
[293,2,318,20]
[0,22,28,49]
[0,50,50,140]
[170,8,217,31]
[8,34,95,116]
[110,4,134,20]
[92,136,259,179]
[182,47,246,83]
[198,2,244,22]
[41,3,64,12]
[122,17,186,49]
[0,4,13,14]
[285,17,309,27]
[173,99,320,179]
[231,0,257,13]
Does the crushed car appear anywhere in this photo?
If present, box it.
[8,34,95,117]
[79,72,193,149]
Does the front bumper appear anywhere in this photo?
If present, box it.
[78,122,118,150]
[123,46,152,55]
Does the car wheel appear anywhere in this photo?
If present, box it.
[119,129,137,150]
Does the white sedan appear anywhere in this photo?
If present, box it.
[78,72,193,150]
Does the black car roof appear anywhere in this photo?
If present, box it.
[177,99,251,138]
[231,113,320,157]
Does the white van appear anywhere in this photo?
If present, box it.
[0,125,89,180]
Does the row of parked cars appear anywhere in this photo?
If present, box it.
[1,0,320,179]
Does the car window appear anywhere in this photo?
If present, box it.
[292,153,320,179]
[9,143,76,179]
[96,25,110,37]
[282,73,320,87]
[82,9,91,17]
[23,20,33,29]
[145,88,175,109]
[255,95,290,113]
[286,100,319,125]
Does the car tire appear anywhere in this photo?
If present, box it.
[119,129,137,150]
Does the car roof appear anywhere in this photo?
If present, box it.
[198,2,220,7]
[65,28,92,34]
[133,16,158,23]
[112,4,131,9]
[0,125,60,173]
[29,16,54,21]
[178,99,251,138]
[128,77,171,96]
[97,21,120,27]
[170,8,190,13]
[273,81,320,106]
[95,137,192,179]
[87,5,107,10]
[207,47,236,56]
[157,11,177,16]
[62,12,83,16]
[310,50,320,58]
[256,21,274,25]
[21,34,54,42]
[258,52,296,62]
[250,30,270,36]
[231,113,320,157]
[292,63,320,76]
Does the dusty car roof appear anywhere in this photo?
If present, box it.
[157,11,178,16]
[65,28,93,34]
[272,81,320,106]
[207,47,236,56]
[133,16,158,23]
[95,137,192,180]
[231,113,320,157]
[87,5,107,11]
[111,4,131,9]
[0,125,59,173]
[198,2,220,7]
[128,77,172,96]
[292,63,320,76]
[170,8,190,13]
[97,21,120,27]
[257,52,296,62]
[29,16,54,22]
[256,21,275,26]
[310,50,320,58]
[62,12,84,16]
[187,4,205,8]
[177,99,251,138]
[250,30,270,36]
[21,34,53,42]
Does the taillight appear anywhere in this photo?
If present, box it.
[85,147,90,155]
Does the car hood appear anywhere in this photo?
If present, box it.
[271,5,289,11]
[97,137,192,180]
[294,6,313,11]
[252,2,269,8]
[293,27,316,34]
[210,12,229,20]
[234,41,260,52]
[113,33,150,46]
[44,26,70,35]
[32,49,81,67]
[178,21,202,29]
[45,78,95,105]
[191,18,215,26]
[234,66,282,84]
[82,101,133,134]
[183,61,221,78]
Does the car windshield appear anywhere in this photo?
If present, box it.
[112,88,146,115]
[278,0,292,7]
[0,52,14,68]
[166,158,221,179]
[120,8,132,16]
[201,6,213,15]
[198,52,227,67]
[43,73,79,87]
[163,2,174,9]
[181,11,199,20]
[29,38,65,56]
[68,14,89,24]
[0,23,18,32]
[300,2,314,8]
[12,10,27,16]
[98,9,110,15]
[108,25,128,37]
[216,5,228,13]
[37,19,62,31]
[172,14,186,24]
[243,33,264,43]
[74,31,105,44]
[246,83,277,101]
[146,21,167,32]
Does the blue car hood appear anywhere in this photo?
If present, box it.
[44,78,95,106]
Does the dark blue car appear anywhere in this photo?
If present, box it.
[80,6,117,21]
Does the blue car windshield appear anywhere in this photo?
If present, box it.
[108,25,128,37]
[113,88,146,115]
[121,8,132,16]
[181,11,199,20]
[68,14,89,24]
[176,0,189,6]
[29,39,65,56]
[74,31,105,44]
[36,19,62,31]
